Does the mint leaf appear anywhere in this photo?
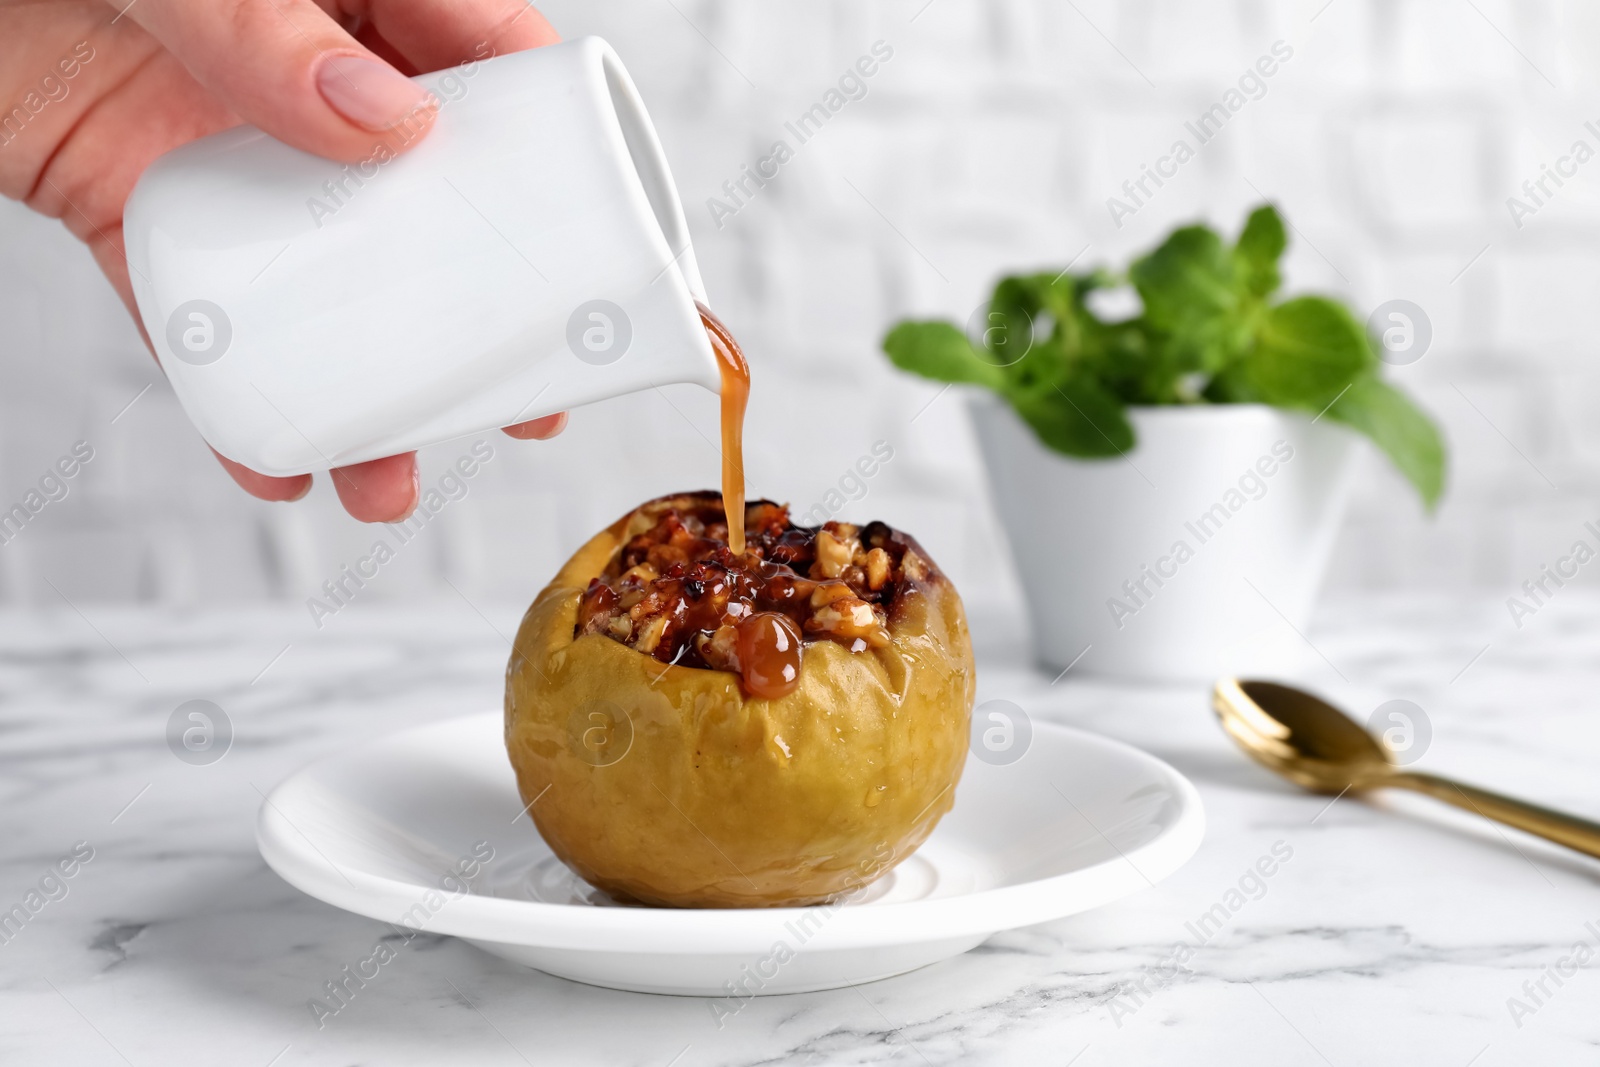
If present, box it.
[1085,317,1168,403]
[983,275,1051,374]
[1328,375,1446,509]
[1129,224,1236,332]
[1240,296,1373,408]
[1129,223,1250,375]
[1234,205,1286,298]
[1007,377,1134,458]
[882,321,1006,390]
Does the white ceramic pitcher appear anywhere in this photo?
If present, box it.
[124,37,716,478]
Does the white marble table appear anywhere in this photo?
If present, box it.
[3,591,1599,1066]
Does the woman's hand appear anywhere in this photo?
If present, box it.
[0,0,563,521]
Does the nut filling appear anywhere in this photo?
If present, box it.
[574,495,939,700]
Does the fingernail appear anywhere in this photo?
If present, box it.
[286,476,313,502]
[316,53,435,132]
[390,464,420,523]
[531,412,569,440]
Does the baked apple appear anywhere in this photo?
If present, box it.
[504,492,975,908]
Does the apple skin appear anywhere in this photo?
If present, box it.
[505,493,976,908]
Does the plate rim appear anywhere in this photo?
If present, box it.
[257,712,1205,953]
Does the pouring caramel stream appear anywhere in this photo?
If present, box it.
[697,301,749,555]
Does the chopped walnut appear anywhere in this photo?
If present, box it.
[573,498,937,682]
[622,562,658,585]
[863,548,891,590]
[810,581,855,609]
[901,549,929,583]
[633,614,668,654]
[808,597,890,647]
[696,624,741,672]
[812,530,857,579]
[647,543,688,571]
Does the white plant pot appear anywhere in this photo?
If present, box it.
[968,393,1357,682]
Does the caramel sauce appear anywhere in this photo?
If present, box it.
[735,611,802,699]
[697,302,749,556]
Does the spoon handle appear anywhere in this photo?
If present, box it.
[1388,772,1600,860]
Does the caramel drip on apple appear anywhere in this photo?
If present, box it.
[736,611,802,699]
[697,301,749,556]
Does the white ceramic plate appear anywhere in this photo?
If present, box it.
[257,712,1204,996]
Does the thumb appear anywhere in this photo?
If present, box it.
[120,0,438,163]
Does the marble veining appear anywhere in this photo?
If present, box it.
[2,592,1599,1065]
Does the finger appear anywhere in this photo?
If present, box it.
[212,449,314,503]
[352,20,422,76]
[122,0,439,163]
[360,0,560,74]
[502,412,567,440]
[331,452,420,522]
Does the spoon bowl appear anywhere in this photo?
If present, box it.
[1213,678,1391,793]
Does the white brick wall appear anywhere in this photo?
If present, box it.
[3,0,1600,609]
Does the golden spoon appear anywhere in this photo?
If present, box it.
[1213,678,1600,859]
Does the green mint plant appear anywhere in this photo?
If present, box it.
[882,205,1445,508]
